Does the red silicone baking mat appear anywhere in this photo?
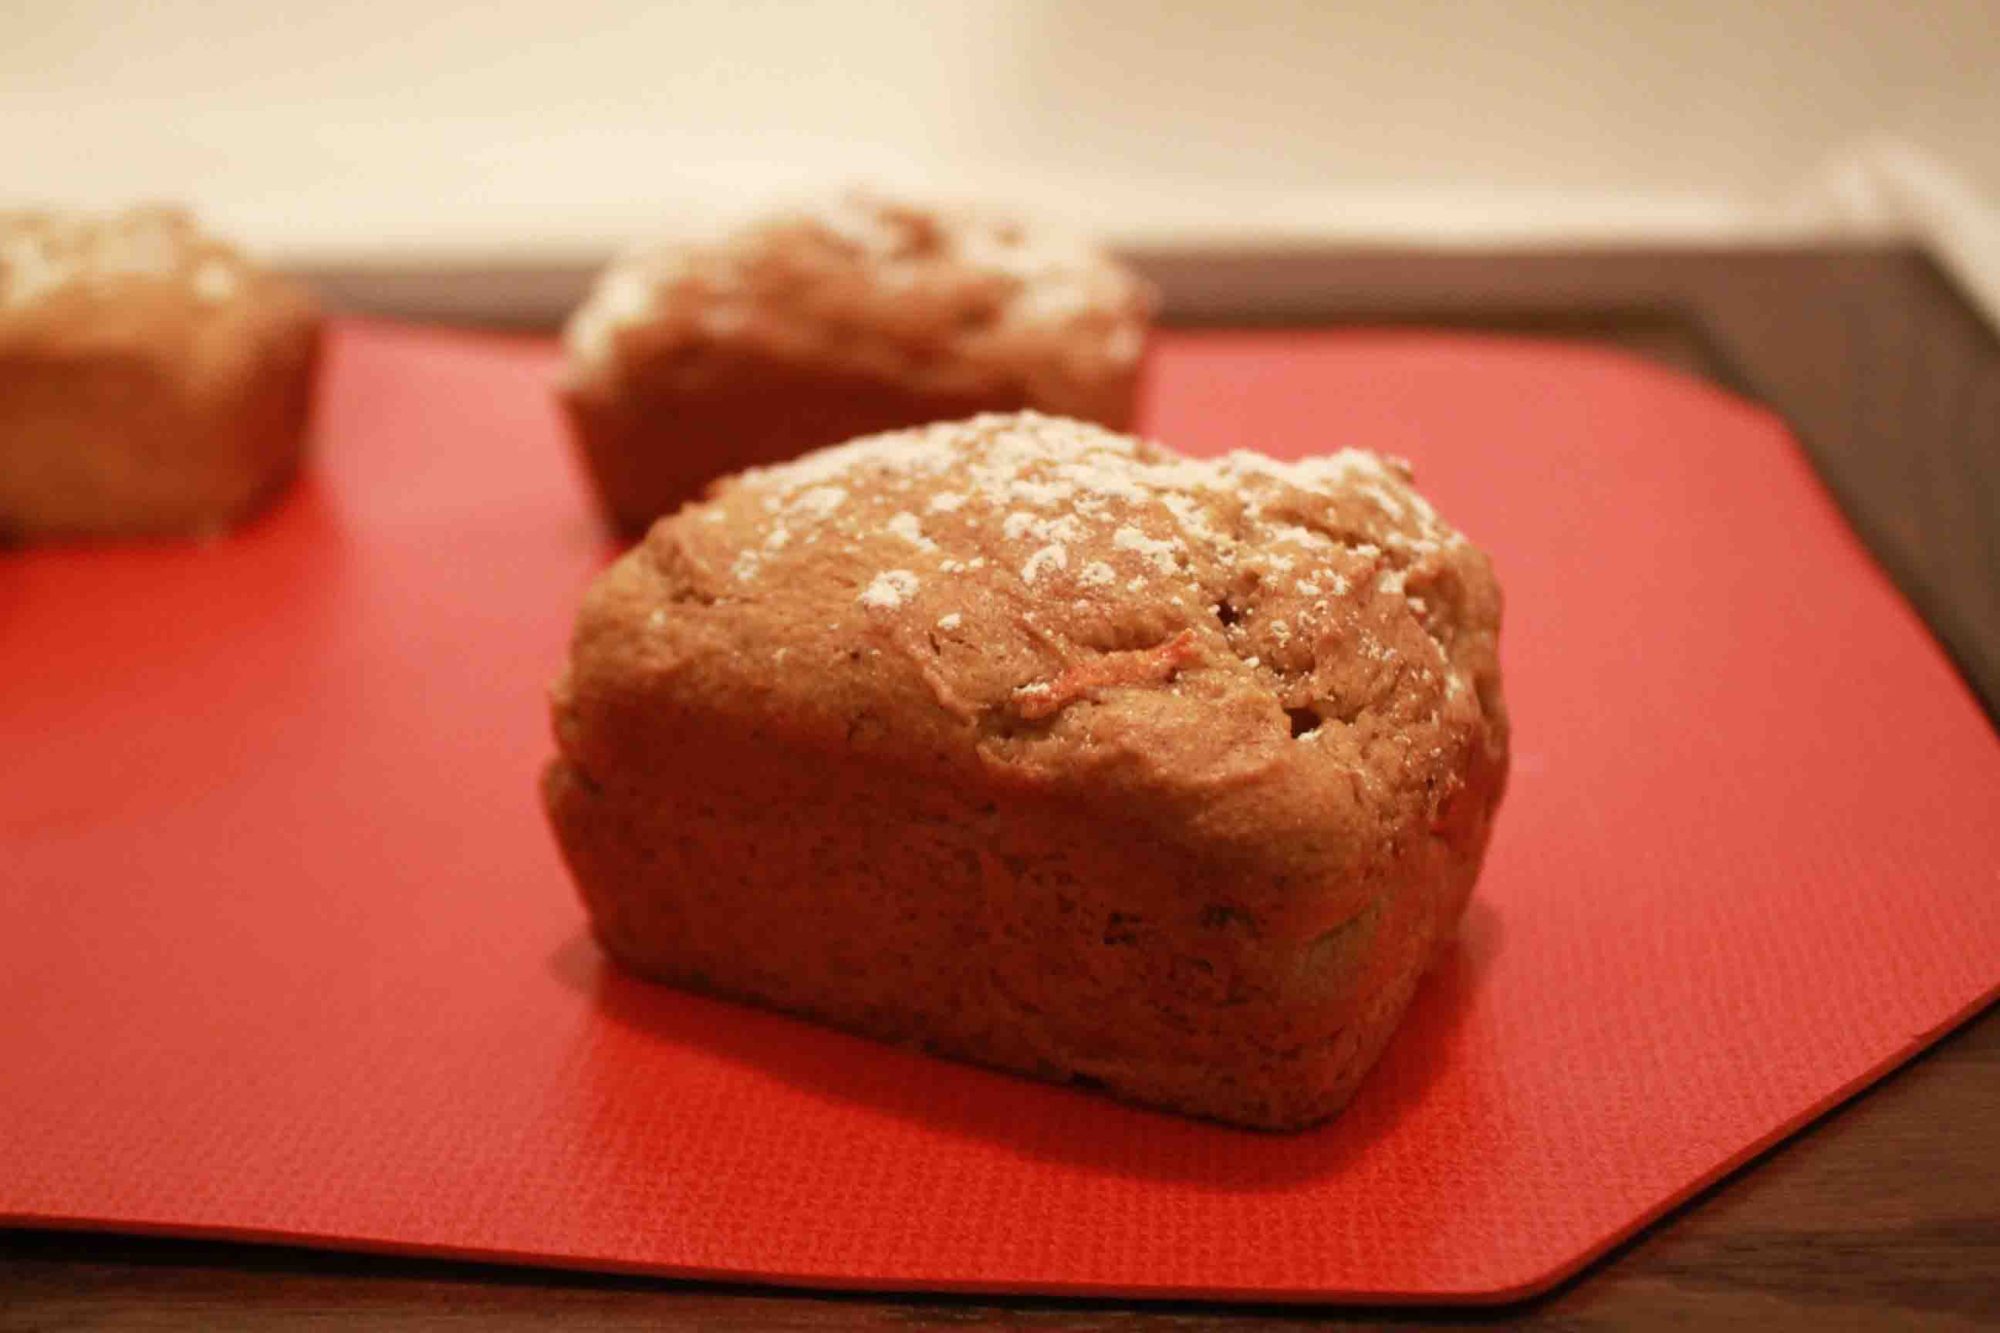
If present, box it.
[3,320,1997,1302]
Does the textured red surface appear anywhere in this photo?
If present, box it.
[4,321,1997,1302]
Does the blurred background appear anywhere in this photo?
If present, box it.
[4,0,1996,271]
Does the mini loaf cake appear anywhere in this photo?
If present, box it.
[544,413,1508,1130]
[0,206,321,540]
[558,194,1153,535]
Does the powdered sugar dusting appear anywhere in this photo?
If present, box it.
[686,411,1474,713]
[559,191,1149,395]
[1020,543,1068,585]
[792,486,848,519]
[859,569,919,610]
[887,511,936,550]
[563,265,656,372]
[191,259,240,304]
[1113,525,1180,573]
[724,414,1457,596]
[1,207,251,313]
[1,233,68,308]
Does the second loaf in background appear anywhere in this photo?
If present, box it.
[558,194,1153,535]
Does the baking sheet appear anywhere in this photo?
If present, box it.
[3,320,1996,1301]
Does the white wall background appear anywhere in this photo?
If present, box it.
[3,0,1996,261]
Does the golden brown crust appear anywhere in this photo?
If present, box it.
[559,194,1152,533]
[0,207,321,539]
[545,413,1507,1129]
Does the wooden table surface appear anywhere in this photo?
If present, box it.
[5,246,1996,1331]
